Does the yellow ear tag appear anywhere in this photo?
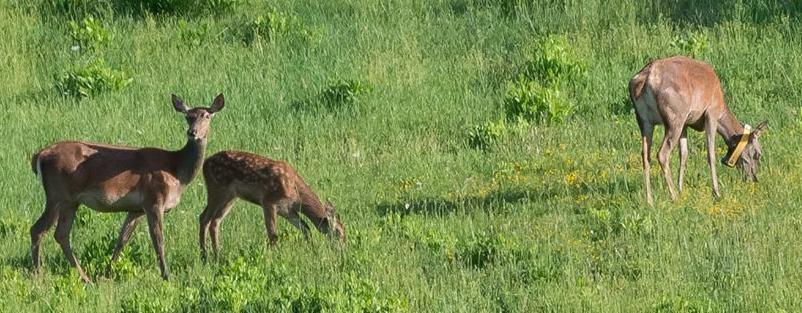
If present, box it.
[725,124,752,167]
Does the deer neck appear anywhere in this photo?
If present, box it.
[299,191,329,231]
[717,109,746,149]
[175,138,207,186]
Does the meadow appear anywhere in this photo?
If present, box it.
[1,0,802,311]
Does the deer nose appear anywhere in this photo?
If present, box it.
[187,129,197,137]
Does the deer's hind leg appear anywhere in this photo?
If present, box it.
[677,127,689,193]
[637,117,655,205]
[201,188,236,260]
[30,199,60,273]
[657,122,684,201]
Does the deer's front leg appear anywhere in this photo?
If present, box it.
[262,201,279,245]
[108,211,145,275]
[145,207,169,280]
[705,120,722,198]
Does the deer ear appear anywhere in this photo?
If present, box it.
[172,94,189,113]
[209,93,224,113]
[752,120,768,138]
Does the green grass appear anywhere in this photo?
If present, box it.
[2,0,802,311]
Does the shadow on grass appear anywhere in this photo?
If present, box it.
[647,0,801,26]
[20,0,239,20]
[375,175,638,217]
[375,186,562,216]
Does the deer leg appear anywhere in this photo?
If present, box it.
[145,208,169,281]
[107,211,144,275]
[658,124,683,201]
[705,119,722,198]
[53,204,90,283]
[678,127,689,193]
[261,201,280,245]
[207,197,236,259]
[30,200,60,273]
[638,121,655,205]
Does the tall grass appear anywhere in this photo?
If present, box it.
[1,0,801,311]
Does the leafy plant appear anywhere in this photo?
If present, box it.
[320,79,370,108]
[55,58,132,99]
[68,16,110,52]
[292,79,372,113]
[335,275,407,313]
[504,79,574,124]
[240,9,291,45]
[468,119,508,150]
[523,35,587,85]
[670,31,709,58]
[177,19,210,47]
[453,231,532,269]
[120,284,183,313]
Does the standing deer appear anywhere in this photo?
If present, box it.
[629,56,767,205]
[30,93,225,282]
[199,150,345,260]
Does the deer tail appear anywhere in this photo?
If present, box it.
[31,152,40,175]
[31,151,45,184]
[629,60,656,104]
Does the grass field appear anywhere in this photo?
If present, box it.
[1,0,802,312]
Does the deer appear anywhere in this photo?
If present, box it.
[30,93,225,282]
[629,56,767,205]
[198,150,345,260]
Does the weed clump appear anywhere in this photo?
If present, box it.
[320,79,371,109]
[54,59,132,99]
[504,79,573,124]
[68,16,110,52]
[467,117,530,150]
[670,31,709,58]
[239,10,291,45]
[468,119,507,150]
[177,19,210,48]
[470,34,584,150]
[523,35,587,85]
[293,79,372,113]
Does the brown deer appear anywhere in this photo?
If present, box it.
[199,150,345,260]
[30,94,225,282]
[629,56,767,205]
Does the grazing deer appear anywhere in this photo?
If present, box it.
[199,150,345,260]
[30,94,225,282]
[629,56,767,205]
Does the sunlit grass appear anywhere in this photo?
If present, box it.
[0,0,801,311]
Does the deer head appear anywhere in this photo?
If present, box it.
[172,93,225,142]
[322,201,346,242]
[736,120,768,182]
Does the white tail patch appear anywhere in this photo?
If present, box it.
[36,156,43,185]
